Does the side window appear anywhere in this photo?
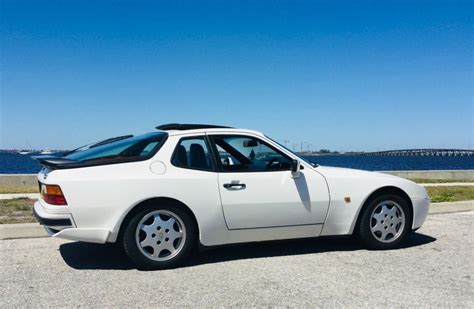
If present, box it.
[140,142,159,156]
[210,135,292,172]
[171,136,214,171]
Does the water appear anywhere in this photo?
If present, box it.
[302,155,474,171]
[0,153,45,174]
[0,152,472,174]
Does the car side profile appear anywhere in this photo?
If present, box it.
[33,124,430,269]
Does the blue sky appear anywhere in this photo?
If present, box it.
[1,0,472,151]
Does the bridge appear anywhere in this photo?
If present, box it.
[360,149,474,157]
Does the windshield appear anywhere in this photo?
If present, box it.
[65,132,167,162]
[264,135,314,166]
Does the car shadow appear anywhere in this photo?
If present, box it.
[59,232,436,270]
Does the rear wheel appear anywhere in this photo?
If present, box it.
[123,205,197,269]
[358,194,412,249]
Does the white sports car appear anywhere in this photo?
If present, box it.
[33,124,430,269]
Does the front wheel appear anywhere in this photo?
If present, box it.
[123,205,197,270]
[358,194,412,249]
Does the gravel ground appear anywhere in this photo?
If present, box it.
[0,212,473,307]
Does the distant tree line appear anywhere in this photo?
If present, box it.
[318,149,339,154]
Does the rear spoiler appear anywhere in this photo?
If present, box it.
[32,155,142,170]
[32,155,81,169]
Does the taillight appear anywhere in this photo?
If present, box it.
[41,184,68,205]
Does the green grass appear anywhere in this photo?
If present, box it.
[0,180,472,193]
[0,198,36,224]
[426,186,474,203]
[0,187,472,224]
[411,178,474,184]
[0,186,39,194]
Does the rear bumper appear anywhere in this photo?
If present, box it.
[33,201,110,244]
[33,206,73,228]
[33,201,75,232]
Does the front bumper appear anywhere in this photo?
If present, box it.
[33,201,110,244]
[411,197,430,229]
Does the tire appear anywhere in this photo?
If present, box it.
[358,194,412,250]
[122,204,197,270]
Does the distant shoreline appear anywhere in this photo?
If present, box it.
[1,149,473,157]
[1,151,473,174]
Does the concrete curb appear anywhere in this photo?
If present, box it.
[1,200,473,240]
[0,193,40,200]
[421,183,474,187]
[0,223,47,240]
[427,200,474,214]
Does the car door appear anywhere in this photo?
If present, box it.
[208,134,330,230]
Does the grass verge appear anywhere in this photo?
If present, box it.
[0,187,473,224]
[0,186,39,194]
[411,179,474,184]
[0,198,36,224]
[426,186,474,203]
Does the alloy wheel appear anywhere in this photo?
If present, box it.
[370,201,406,243]
[135,210,186,261]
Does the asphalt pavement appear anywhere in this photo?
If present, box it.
[1,212,473,307]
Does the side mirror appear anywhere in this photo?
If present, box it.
[291,159,301,177]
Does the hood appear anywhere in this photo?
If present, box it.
[314,165,400,180]
[314,165,427,200]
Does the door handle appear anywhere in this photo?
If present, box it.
[223,183,246,189]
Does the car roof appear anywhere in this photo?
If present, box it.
[155,123,264,137]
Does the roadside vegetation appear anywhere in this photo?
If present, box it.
[0,186,38,194]
[0,198,36,224]
[426,186,474,203]
[411,179,474,184]
[0,187,472,224]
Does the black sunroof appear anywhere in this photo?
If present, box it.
[155,123,233,131]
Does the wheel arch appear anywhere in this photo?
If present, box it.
[111,197,200,243]
[351,186,413,235]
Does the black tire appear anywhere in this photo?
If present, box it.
[122,204,197,270]
[358,194,412,250]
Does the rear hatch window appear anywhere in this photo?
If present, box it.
[35,132,168,169]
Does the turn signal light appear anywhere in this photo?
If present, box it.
[41,184,68,205]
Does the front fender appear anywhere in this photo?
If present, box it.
[317,166,427,236]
